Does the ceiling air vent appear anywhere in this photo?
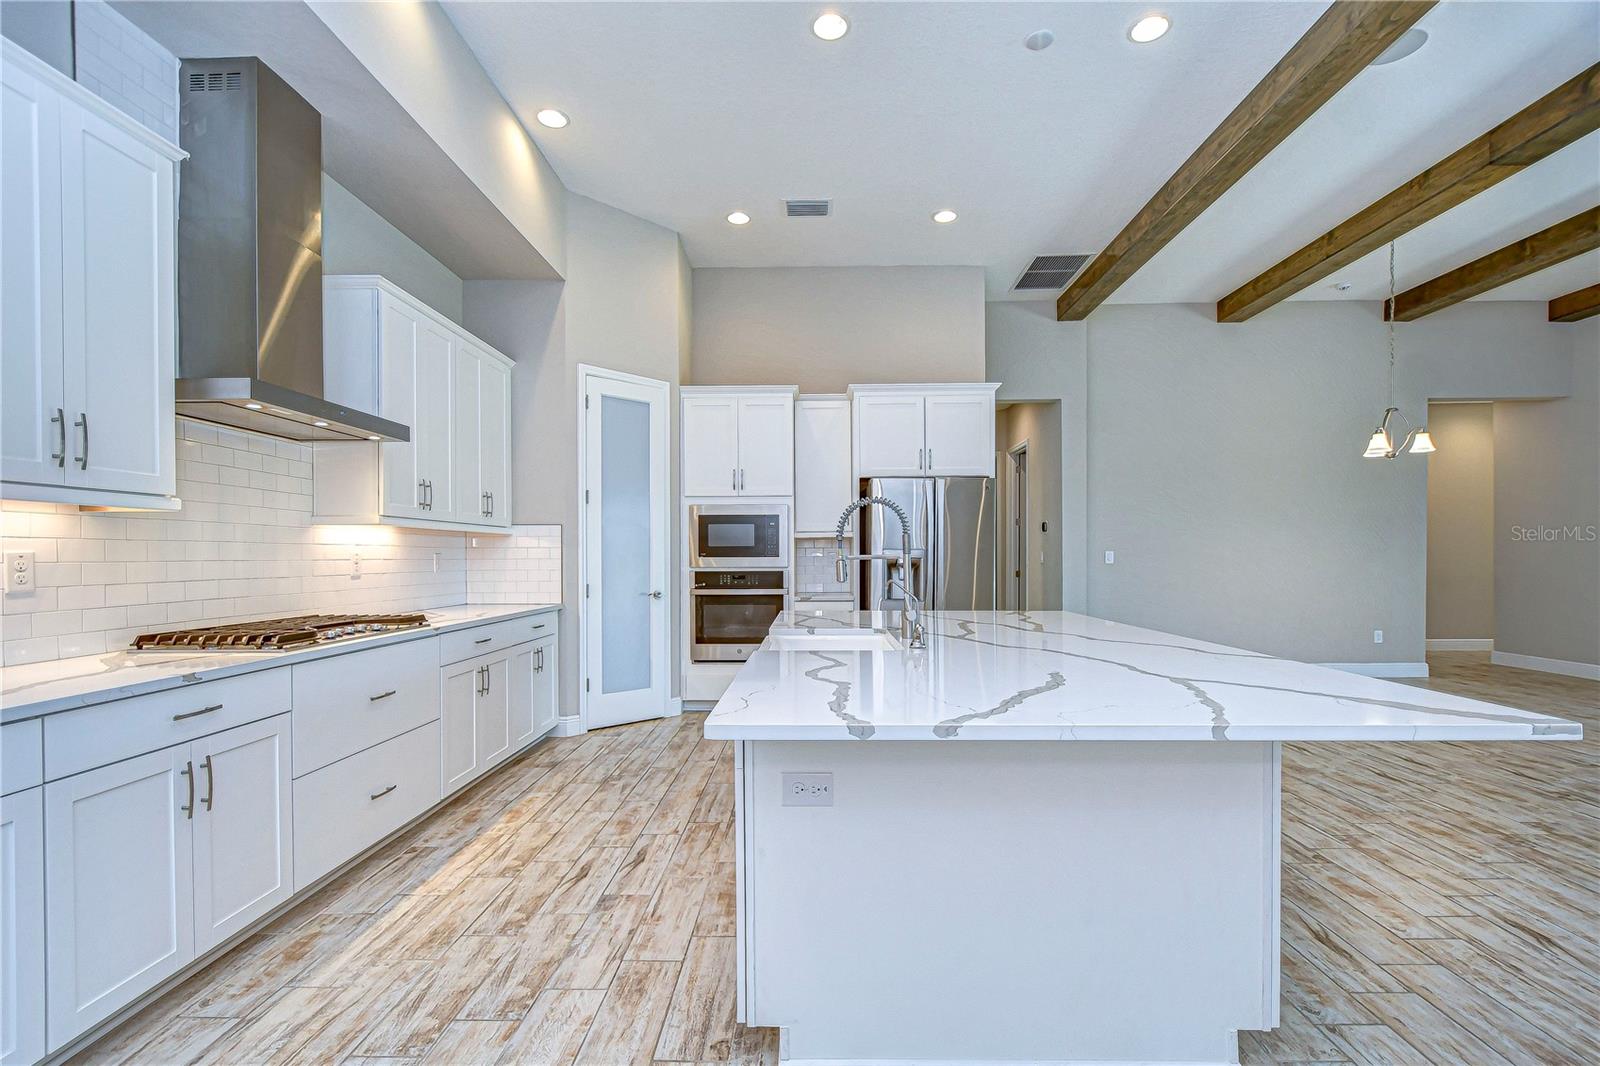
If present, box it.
[1013,253,1092,291]
[784,199,831,218]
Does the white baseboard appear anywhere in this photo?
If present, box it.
[552,716,586,737]
[1320,662,1430,679]
[668,697,684,717]
[1491,651,1600,681]
[1427,638,1494,652]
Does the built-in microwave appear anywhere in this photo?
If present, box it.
[689,504,790,570]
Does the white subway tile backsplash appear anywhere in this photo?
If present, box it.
[795,536,852,598]
[466,526,563,605]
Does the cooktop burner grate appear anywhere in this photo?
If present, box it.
[131,613,429,651]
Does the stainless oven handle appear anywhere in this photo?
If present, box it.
[690,588,787,596]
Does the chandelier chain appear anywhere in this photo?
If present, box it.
[1386,242,1396,409]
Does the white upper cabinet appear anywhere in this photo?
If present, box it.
[318,276,513,532]
[681,387,796,497]
[1,41,182,508]
[794,397,854,536]
[852,384,999,478]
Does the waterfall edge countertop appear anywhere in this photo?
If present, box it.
[705,609,1582,742]
[1,603,561,722]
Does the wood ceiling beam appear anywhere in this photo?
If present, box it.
[1548,282,1600,322]
[1218,63,1600,322]
[1384,208,1600,321]
[1054,1,1435,322]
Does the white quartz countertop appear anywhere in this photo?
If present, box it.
[1,603,561,722]
[704,610,1582,742]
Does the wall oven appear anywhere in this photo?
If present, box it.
[690,504,790,570]
[691,570,787,662]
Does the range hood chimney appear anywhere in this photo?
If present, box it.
[175,58,407,443]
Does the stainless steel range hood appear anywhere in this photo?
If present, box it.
[175,58,407,443]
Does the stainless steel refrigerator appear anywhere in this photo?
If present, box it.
[855,477,997,612]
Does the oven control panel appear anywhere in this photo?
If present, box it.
[693,570,787,591]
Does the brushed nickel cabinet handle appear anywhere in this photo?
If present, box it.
[530,623,546,631]
[180,760,194,819]
[50,408,65,467]
[418,477,427,509]
[369,784,397,800]
[201,754,214,811]
[74,412,88,469]
[369,690,397,702]
[474,637,492,644]
[172,703,223,722]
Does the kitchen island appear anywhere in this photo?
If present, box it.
[705,610,1580,1064]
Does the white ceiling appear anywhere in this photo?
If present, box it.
[444,0,1599,307]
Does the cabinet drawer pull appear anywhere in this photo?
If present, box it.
[51,408,65,467]
[172,703,224,722]
[531,623,546,631]
[474,637,492,644]
[180,760,194,819]
[369,784,397,800]
[369,689,397,702]
[201,754,214,811]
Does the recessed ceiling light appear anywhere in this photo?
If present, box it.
[366,435,380,441]
[1129,14,1170,43]
[1024,29,1055,52]
[812,12,849,41]
[931,209,958,224]
[245,402,262,410]
[727,211,751,226]
[535,109,569,129]
[1370,28,1428,66]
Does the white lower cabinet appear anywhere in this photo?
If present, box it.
[443,631,559,798]
[510,635,559,750]
[530,636,560,741]
[476,656,512,772]
[1,787,45,1066]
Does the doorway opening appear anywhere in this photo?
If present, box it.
[1009,443,1028,611]
[1425,401,1495,655]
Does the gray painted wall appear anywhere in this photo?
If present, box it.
[1494,321,1599,668]
[987,299,1582,667]
[466,193,691,716]
[1,1,73,74]
[690,266,986,392]
[1425,403,1495,641]
[322,174,465,325]
[996,402,1064,611]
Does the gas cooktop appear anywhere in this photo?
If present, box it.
[130,613,430,652]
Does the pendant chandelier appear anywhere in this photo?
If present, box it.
[1364,243,1435,459]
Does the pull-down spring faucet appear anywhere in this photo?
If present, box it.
[834,496,925,648]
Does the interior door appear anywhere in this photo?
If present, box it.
[923,391,995,476]
[45,744,195,1047]
[682,394,739,496]
[735,395,794,495]
[191,715,292,952]
[1,787,45,1066]
[480,359,510,524]
[583,369,670,729]
[451,344,483,519]
[854,393,925,476]
[378,295,422,517]
[1,57,64,488]
[59,97,174,496]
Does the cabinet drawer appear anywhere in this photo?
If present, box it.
[440,613,556,665]
[2,719,43,794]
[292,720,441,890]
[44,668,291,781]
[292,638,439,777]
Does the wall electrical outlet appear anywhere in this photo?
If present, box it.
[4,552,35,595]
[782,772,833,807]
[1103,550,1115,565]
[351,553,362,579]
[1373,629,1384,644]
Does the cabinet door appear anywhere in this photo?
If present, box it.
[378,295,423,517]
[191,716,292,953]
[441,661,481,796]
[794,400,853,534]
[853,393,925,477]
[530,636,560,739]
[46,745,194,1047]
[1,59,65,488]
[923,391,995,476]
[735,395,794,496]
[508,643,536,751]
[59,98,174,498]
[476,655,512,770]
[682,395,740,497]
[0,788,45,1066]
[479,358,510,526]
[451,344,483,519]
[415,318,455,518]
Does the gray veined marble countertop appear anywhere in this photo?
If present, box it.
[1,603,561,722]
[704,609,1583,742]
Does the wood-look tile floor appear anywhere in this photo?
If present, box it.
[77,653,1596,1065]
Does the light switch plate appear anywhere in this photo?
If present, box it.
[782,772,833,807]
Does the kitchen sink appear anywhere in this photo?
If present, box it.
[764,630,903,653]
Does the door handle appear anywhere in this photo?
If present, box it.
[484,665,491,694]
[419,478,427,509]
[201,754,214,811]
[927,448,933,470]
[369,689,397,702]
[73,412,88,469]
[369,783,397,800]
[180,760,194,819]
[172,703,223,722]
[641,590,663,599]
[732,468,737,492]
[488,491,494,515]
[50,408,65,467]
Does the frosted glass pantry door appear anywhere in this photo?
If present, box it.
[582,369,670,729]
